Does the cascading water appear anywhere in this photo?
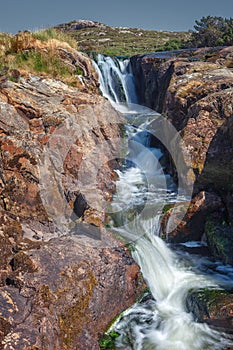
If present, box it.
[92,54,137,104]
[93,55,233,350]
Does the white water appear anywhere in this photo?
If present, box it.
[92,54,137,104]
[94,55,233,350]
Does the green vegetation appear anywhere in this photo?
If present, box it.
[0,30,82,86]
[14,50,72,77]
[190,16,233,47]
[99,331,120,349]
[32,28,77,48]
[54,17,233,57]
[205,220,233,265]
[58,22,190,56]
[155,38,185,51]
[188,287,233,321]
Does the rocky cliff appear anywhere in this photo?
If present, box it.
[131,47,233,261]
[0,34,144,349]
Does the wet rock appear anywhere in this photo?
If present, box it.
[186,288,233,334]
[132,47,233,263]
[161,191,223,243]
[205,220,233,265]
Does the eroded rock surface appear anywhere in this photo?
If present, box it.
[0,237,143,350]
[0,74,144,349]
[131,47,233,260]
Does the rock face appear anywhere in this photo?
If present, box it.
[131,47,233,256]
[0,73,144,348]
[0,237,142,350]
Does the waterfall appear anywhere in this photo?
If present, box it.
[93,55,233,350]
[92,54,137,104]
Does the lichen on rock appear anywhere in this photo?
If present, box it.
[0,51,143,348]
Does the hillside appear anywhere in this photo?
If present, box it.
[55,19,191,56]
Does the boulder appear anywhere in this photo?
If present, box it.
[0,236,143,350]
[186,288,233,335]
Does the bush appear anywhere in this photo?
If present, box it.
[156,38,184,51]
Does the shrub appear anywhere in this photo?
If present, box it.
[156,38,184,51]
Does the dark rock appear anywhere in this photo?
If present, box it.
[73,193,88,218]
[205,220,233,265]
[186,288,233,334]
[161,191,223,243]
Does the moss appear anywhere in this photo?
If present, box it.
[75,65,83,75]
[127,242,136,253]
[162,203,174,213]
[187,287,233,323]
[205,220,233,264]
[58,265,97,349]
[194,288,229,306]
[99,331,120,349]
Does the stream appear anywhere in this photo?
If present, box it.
[93,54,233,350]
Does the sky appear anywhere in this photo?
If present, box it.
[0,0,232,34]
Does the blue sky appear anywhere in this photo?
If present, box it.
[0,0,232,33]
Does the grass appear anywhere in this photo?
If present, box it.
[32,28,77,49]
[15,50,73,77]
[0,30,82,87]
[57,22,191,56]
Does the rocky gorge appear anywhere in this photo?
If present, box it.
[131,46,233,259]
[129,47,233,341]
[0,26,233,349]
